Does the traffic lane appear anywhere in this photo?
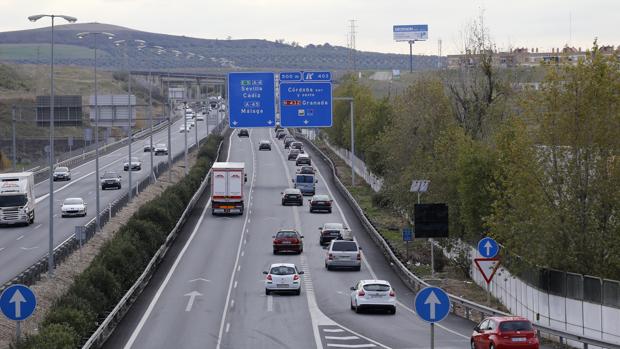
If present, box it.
[117,129,251,349]
[222,130,315,349]
[0,120,214,285]
[289,141,471,348]
[102,127,231,349]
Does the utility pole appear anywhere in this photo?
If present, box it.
[348,19,357,73]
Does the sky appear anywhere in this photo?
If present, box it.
[0,0,619,55]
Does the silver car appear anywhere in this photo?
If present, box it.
[52,166,71,181]
[325,240,362,271]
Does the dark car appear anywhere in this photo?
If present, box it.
[296,166,315,175]
[296,154,311,166]
[52,166,71,181]
[471,316,539,349]
[100,171,122,190]
[309,194,332,213]
[319,222,349,245]
[284,137,295,149]
[273,230,304,254]
[238,129,249,137]
[288,149,301,160]
[276,131,287,139]
[258,140,271,151]
[281,188,303,206]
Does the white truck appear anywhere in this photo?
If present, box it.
[0,172,35,225]
[211,162,247,215]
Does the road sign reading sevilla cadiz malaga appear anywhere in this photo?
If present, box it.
[279,71,332,128]
[414,286,450,323]
[0,284,36,321]
[228,72,276,128]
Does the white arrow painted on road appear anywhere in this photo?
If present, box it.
[189,278,211,283]
[184,291,202,312]
[484,241,493,256]
[9,289,26,318]
[424,290,441,320]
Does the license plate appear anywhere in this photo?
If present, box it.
[221,206,234,209]
[282,241,292,244]
[370,295,383,298]
[511,338,526,342]
[338,256,350,259]
[277,284,289,288]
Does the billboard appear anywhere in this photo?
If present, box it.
[393,25,428,42]
[36,95,83,126]
[89,95,136,128]
[414,203,448,238]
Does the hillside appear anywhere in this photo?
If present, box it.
[0,22,442,71]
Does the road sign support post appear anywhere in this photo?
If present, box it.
[414,286,450,348]
[430,322,434,349]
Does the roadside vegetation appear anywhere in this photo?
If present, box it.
[324,35,620,280]
[12,133,223,348]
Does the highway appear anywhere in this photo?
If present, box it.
[0,108,222,287]
[105,128,509,349]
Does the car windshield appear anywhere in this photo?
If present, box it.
[102,173,118,179]
[64,198,83,205]
[285,190,299,195]
[314,195,329,201]
[131,157,139,162]
[276,231,298,238]
[0,194,27,207]
[296,175,314,183]
[332,241,358,251]
[363,284,390,292]
[156,144,166,148]
[499,321,533,332]
[270,266,296,275]
[55,167,68,172]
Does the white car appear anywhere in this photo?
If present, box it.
[350,280,396,314]
[179,125,189,133]
[196,113,205,121]
[263,263,304,295]
[154,143,168,155]
[187,120,195,128]
[61,197,87,217]
[123,157,142,171]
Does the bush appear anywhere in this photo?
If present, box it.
[14,323,77,349]
[43,306,95,341]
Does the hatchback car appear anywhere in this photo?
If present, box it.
[296,154,311,166]
[309,194,332,213]
[52,166,71,181]
[281,188,303,206]
[123,157,142,171]
[61,197,87,217]
[276,131,287,139]
[350,280,396,314]
[263,263,304,295]
[143,143,153,152]
[290,142,304,153]
[284,137,295,149]
[100,171,122,190]
[471,317,539,349]
[319,222,351,245]
[273,230,304,254]
[179,125,189,133]
[259,140,271,151]
[288,148,301,161]
[238,129,249,137]
[325,240,361,271]
[296,166,315,175]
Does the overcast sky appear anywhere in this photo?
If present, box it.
[1,0,619,55]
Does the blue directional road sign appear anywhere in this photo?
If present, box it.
[0,284,36,321]
[477,237,500,258]
[402,228,413,242]
[414,286,450,323]
[228,72,276,128]
[280,71,332,128]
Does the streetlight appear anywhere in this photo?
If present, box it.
[77,31,115,232]
[28,13,77,277]
[142,45,166,183]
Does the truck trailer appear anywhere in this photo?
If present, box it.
[211,162,246,215]
[0,172,35,225]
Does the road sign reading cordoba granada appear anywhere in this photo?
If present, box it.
[228,72,276,128]
[393,25,428,42]
[279,71,332,128]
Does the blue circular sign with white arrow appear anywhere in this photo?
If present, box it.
[477,237,500,258]
[0,284,36,321]
[414,286,451,323]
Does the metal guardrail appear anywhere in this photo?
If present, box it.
[81,125,228,349]
[294,131,620,349]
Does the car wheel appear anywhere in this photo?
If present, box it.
[470,341,476,349]
[298,202,303,206]
[389,306,396,315]
[295,289,301,296]
[355,304,362,313]
[265,289,270,296]
[354,266,361,271]
[350,301,355,310]
[309,209,314,213]
[328,209,332,213]
[299,248,303,254]
[101,186,105,190]
[273,249,278,255]
[118,185,122,189]
[489,343,495,349]
[281,201,285,206]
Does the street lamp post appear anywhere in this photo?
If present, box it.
[77,31,115,232]
[28,13,77,277]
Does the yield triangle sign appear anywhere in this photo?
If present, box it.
[474,258,501,284]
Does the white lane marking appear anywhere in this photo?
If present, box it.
[0,247,5,253]
[241,250,244,257]
[234,281,238,289]
[184,291,202,312]
[225,322,230,333]
[124,200,212,348]
[237,265,241,272]
[230,299,235,309]
[16,235,24,241]
[323,329,346,333]
[215,129,256,349]
[188,278,211,283]
[267,295,273,312]
[34,224,42,230]
[326,344,376,348]
[325,336,360,340]
[310,137,470,341]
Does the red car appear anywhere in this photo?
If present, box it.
[471,316,539,349]
[272,230,304,254]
